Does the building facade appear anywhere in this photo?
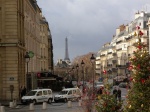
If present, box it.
[0,0,53,100]
[96,11,150,80]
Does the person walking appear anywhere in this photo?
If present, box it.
[21,86,27,97]
[19,86,23,99]
[113,87,117,100]
[117,88,121,102]
[97,87,103,95]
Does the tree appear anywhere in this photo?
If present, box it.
[72,52,96,81]
[95,73,122,112]
[124,27,150,112]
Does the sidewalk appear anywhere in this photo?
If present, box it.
[3,102,86,112]
[0,100,22,106]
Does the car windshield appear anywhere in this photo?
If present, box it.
[59,90,68,95]
[26,91,37,96]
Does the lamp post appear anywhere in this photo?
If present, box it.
[76,64,79,87]
[81,60,85,93]
[90,54,95,94]
[116,67,118,85]
[24,52,30,91]
[72,66,75,80]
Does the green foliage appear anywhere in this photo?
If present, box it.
[95,93,123,112]
[95,78,123,112]
[124,30,150,112]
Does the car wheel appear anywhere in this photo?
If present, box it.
[54,100,58,103]
[64,98,67,103]
[48,98,52,104]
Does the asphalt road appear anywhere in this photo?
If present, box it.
[5,101,85,112]
[3,85,128,112]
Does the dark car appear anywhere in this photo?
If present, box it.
[118,82,127,88]
[113,76,129,85]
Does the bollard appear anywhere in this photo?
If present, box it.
[67,101,72,108]
[52,97,54,102]
[9,102,14,108]
[78,100,82,106]
[13,99,17,107]
[29,103,34,111]
[42,102,47,110]
[0,106,5,112]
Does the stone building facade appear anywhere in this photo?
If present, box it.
[0,0,53,100]
[96,11,150,79]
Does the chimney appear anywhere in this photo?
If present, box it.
[116,28,120,36]
[119,24,125,32]
[134,11,140,19]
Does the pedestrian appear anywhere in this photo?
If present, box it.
[113,87,117,100]
[21,86,27,97]
[97,87,103,95]
[117,88,121,102]
[19,86,23,98]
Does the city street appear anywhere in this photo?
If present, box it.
[5,102,85,112]
[2,86,127,112]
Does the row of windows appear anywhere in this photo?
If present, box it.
[37,90,52,96]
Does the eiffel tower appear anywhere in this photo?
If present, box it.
[64,37,70,62]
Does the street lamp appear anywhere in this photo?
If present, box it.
[90,54,95,93]
[116,67,118,85]
[81,60,85,93]
[72,66,75,80]
[76,64,79,86]
[24,52,30,91]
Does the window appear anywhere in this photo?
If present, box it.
[43,90,47,95]
[73,90,76,94]
[68,91,72,95]
[48,90,51,95]
[37,91,42,96]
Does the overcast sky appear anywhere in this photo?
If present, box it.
[36,0,150,63]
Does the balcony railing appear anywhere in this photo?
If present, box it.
[126,35,133,41]
[100,54,105,57]
[112,68,117,72]
[112,60,117,63]
[116,40,122,44]
[116,65,126,68]
[116,48,122,51]
[107,52,112,54]
[107,64,112,67]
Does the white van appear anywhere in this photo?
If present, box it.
[54,88,82,103]
[21,89,53,104]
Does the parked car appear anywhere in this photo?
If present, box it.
[113,75,128,85]
[118,82,127,88]
[94,81,104,89]
[21,89,53,104]
[54,88,82,103]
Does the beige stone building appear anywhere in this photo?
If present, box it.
[0,0,53,100]
[96,11,150,80]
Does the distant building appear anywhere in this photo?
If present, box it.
[96,11,150,79]
[56,59,70,68]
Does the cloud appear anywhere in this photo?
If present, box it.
[36,0,150,63]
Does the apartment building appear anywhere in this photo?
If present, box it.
[96,11,150,79]
[0,0,53,100]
